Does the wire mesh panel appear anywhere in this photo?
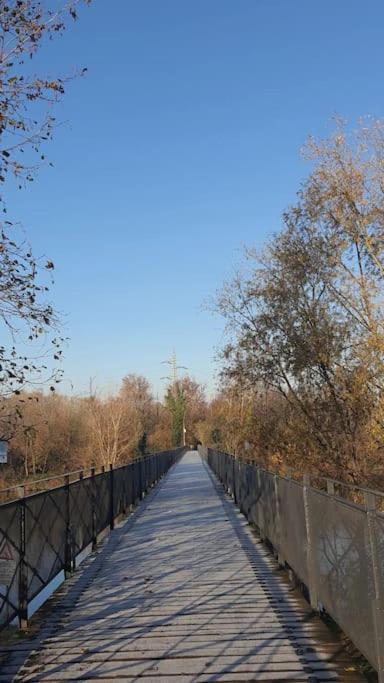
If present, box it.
[157,450,170,478]
[236,461,248,514]
[69,478,94,556]
[25,488,67,602]
[233,458,242,503]
[157,451,166,477]
[258,470,279,547]
[223,454,232,493]
[150,456,156,485]
[238,463,253,518]
[277,477,309,585]
[113,465,124,518]
[93,473,110,535]
[113,464,128,518]
[233,459,241,504]
[127,462,135,507]
[0,500,20,628]
[146,457,154,488]
[132,461,140,503]
[116,463,138,517]
[309,489,377,667]
[149,455,158,485]
[142,459,148,491]
[247,464,261,528]
[227,455,236,496]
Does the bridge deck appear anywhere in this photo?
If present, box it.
[6,452,363,682]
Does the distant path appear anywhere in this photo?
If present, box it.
[7,451,362,681]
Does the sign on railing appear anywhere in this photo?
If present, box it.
[205,447,384,681]
[0,447,184,631]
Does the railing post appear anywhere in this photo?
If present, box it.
[72,471,84,573]
[303,473,318,610]
[109,463,114,531]
[64,474,72,578]
[365,492,384,682]
[18,496,28,630]
[91,467,97,550]
[143,457,147,494]
[139,458,143,499]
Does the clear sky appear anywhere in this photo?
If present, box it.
[7,0,384,397]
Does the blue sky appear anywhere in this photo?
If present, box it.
[7,0,384,397]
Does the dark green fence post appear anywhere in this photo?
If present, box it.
[64,474,72,578]
[72,471,84,572]
[18,496,28,630]
[91,467,97,550]
[139,458,143,499]
[109,463,114,530]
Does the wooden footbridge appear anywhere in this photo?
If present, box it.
[0,449,381,681]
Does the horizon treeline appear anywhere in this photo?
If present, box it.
[2,374,251,489]
[3,374,207,486]
[6,117,384,493]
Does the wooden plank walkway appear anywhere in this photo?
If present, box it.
[2,451,364,682]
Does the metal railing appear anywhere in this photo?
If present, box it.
[0,447,185,631]
[204,447,384,682]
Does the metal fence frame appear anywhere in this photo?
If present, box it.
[0,447,185,631]
[204,446,384,682]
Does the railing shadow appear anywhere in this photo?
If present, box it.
[3,453,350,681]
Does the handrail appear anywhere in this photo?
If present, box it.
[0,449,176,501]
[217,450,384,503]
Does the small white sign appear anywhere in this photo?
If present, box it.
[0,442,8,464]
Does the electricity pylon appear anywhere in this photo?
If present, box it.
[161,352,188,445]
[161,351,187,393]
